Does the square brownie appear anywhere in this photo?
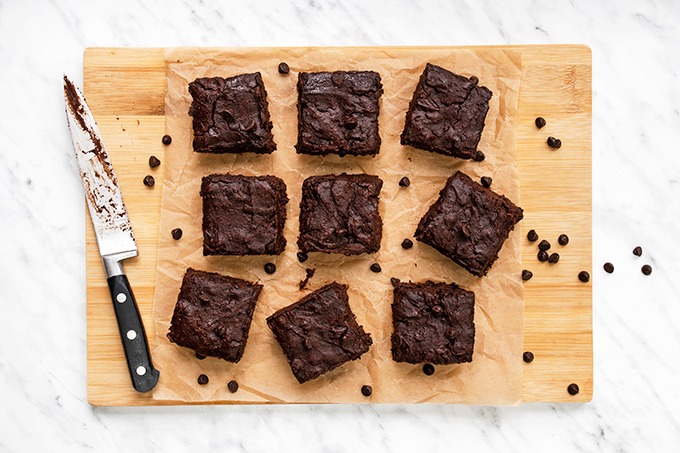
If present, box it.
[296,71,383,156]
[297,173,383,255]
[167,268,263,362]
[201,174,288,256]
[401,63,492,159]
[188,73,276,154]
[391,280,475,364]
[415,171,523,276]
[266,282,372,383]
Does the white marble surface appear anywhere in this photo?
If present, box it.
[1,0,679,451]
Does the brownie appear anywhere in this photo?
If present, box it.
[401,63,492,159]
[391,280,475,364]
[188,73,276,154]
[297,173,383,255]
[167,268,262,362]
[201,174,288,256]
[296,71,383,156]
[415,171,523,276]
[266,282,372,383]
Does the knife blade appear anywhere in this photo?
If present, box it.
[64,75,159,393]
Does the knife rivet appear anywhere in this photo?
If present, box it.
[116,293,127,303]
[136,366,147,376]
[126,330,137,340]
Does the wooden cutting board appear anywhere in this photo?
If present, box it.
[83,46,592,406]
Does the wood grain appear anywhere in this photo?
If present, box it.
[83,46,591,406]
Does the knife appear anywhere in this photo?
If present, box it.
[64,75,159,393]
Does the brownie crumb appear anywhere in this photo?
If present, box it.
[195,352,206,360]
[361,385,372,397]
[558,234,569,246]
[264,263,277,275]
[521,270,533,281]
[197,374,209,385]
[399,176,411,187]
[390,277,400,286]
[227,380,239,393]
[370,263,382,273]
[538,250,549,262]
[535,117,546,129]
[278,62,290,75]
[473,150,486,162]
[547,136,562,149]
[578,271,590,282]
[567,383,580,395]
[527,229,539,242]
[149,155,161,168]
[401,238,414,249]
[641,264,652,276]
[548,253,560,264]
[633,246,643,257]
[299,268,316,290]
[162,135,172,145]
[297,252,309,263]
[171,228,183,240]
[538,240,551,251]
[603,262,614,273]
[422,364,435,376]
[480,176,492,188]
[143,175,155,187]
[523,351,535,363]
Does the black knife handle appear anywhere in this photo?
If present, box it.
[107,274,160,393]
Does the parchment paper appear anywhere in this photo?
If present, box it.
[152,47,523,404]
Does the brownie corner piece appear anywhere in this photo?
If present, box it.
[201,174,288,256]
[297,173,383,255]
[188,72,276,154]
[391,280,475,364]
[415,171,523,276]
[266,282,372,383]
[167,268,263,362]
[400,63,492,159]
[295,70,383,156]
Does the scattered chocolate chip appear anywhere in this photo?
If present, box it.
[538,240,551,251]
[264,263,276,274]
[227,380,239,393]
[567,383,580,395]
[278,62,290,74]
[578,271,590,282]
[641,264,652,276]
[197,374,209,385]
[481,176,492,188]
[547,136,562,149]
[523,351,535,363]
[558,234,569,246]
[401,238,414,249]
[149,155,161,168]
[535,117,546,129]
[297,251,309,263]
[299,267,316,290]
[633,246,643,257]
[361,385,372,397]
[538,250,549,262]
[195,352,206,360]
[521,270,533,281]
[143,175,155,187]
[422,364,435,376]
[399,176,411,187]
[527,229,539,242]
[390,277,400,286]
[473,150,486,162]
[171,228,183,240]
[603,262,614,273]
[469,76,479,84]
[548,253,560,264]
[162,135,172,145]
[370,263,382,273]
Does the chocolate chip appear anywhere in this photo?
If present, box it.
[633,246,642,257]
[567,383,580,395]
[547,136,562,149]
[523,351,534,363]
[361,385,372,397]
[521,270,533,281]
[578,271,590,282]
[264,263,276,274]
[535,117,546,129]
[469,76,479,84]
[558,234,569,246]
[548,253,560,264]
[297,251,308,263]
[401,238,413,249]
[473,150,486,162]
[299,267,315,290]
[538,250,549,262]
[195,352,206,360]
[344,118,358,130]
[422,364,435,376]
[162,135,172,145]
[431,305,443,315]
[603,262,614,273]
[399,176,411,187]
[538,240,551,251]
[278,62,290,74]
[171,228,183,240]
[527,229,539,242]
[197,374,209,385]
[481,176,492,188]
[143,175,155,187]
[390,277,400,286]
[641,264,652,276]
[149,155,161,168]
[370,263,382,273]
[227,380,239,393]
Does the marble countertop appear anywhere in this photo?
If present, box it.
[2,0,679,451]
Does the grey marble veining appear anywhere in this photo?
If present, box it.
[1,0,679,451]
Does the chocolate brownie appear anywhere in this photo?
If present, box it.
[296,71,383,156]
[391,280,475,364]
[297,173,383,255]
[415,171,523,276]
[167,268,262,362]
[401,63,492,159]
[188,73,276,154]
[201,174,288,255]
[266,282,372,383]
